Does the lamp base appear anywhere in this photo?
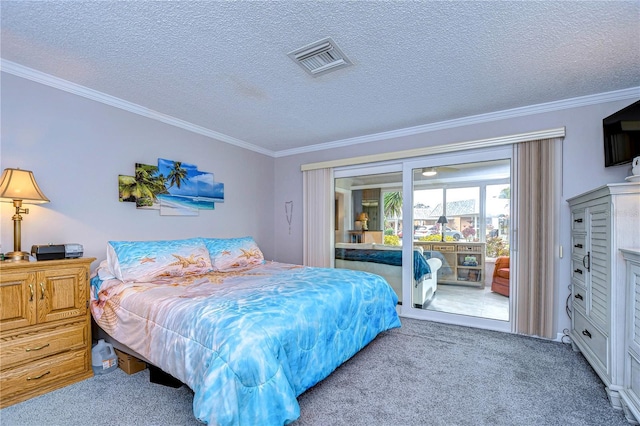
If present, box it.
[4,251,31,262]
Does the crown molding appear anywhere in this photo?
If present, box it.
[301,127,566,171]
[0,59,275,157]
[277,86,640,158]
[2,59,637,160]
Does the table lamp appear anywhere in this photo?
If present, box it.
[0,168,50,261]
[357,212,369,231]
[437,215,448,242]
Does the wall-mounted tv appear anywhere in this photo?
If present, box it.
[604,100,640,167]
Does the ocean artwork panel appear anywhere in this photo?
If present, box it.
[194,171,215,210]
[159,194,199,216]
[212,182,224,203]
[158,158,199,216]
[119,158,224,216]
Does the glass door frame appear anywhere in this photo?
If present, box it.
[400,146,514,333]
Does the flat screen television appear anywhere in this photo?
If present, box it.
[603,100,640,167]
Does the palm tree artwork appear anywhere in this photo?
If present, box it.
[166,161,189,190]
[135,163,168,208]
[157,158,199,216]
[119,158,224,216]
[118,163,169,209]
[118,175,137,203]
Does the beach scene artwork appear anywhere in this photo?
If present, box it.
[118,175,137,203]
[117,159,224,216]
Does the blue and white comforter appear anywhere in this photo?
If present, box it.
[334,248,431,281]
[91,261,401,425]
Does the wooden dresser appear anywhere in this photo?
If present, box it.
[0,257,95,408]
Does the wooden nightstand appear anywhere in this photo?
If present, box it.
[0,257,96,408]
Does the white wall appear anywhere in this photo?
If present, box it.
[0,73,276,268]
[273,97,636,337]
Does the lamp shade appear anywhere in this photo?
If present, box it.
[0,168,50,203]
[437,215,448,224]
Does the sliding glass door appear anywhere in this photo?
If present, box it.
[402,147,512,332]
[333,145,513,332]
[410,160,510,323]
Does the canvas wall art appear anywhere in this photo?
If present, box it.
[118,158,224,216]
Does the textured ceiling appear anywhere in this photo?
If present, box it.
[1,1,639,155]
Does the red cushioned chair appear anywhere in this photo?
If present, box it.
[491,256,510,297]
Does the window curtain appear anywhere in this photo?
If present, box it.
[513,137,562,338]
[303,168,333,267]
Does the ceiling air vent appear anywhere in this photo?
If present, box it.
[288,37,352,77]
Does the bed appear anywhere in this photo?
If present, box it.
[334,243,442,308]
[90,237,400,425]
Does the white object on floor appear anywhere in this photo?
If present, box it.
[92,339,118,375]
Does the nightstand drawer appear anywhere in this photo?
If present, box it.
[0,348,89,407]
[1,321,87,370]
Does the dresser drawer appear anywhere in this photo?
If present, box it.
[0,321,87,370]
[572,210,586,231]
[629,354,640,404]
[457,245,482,253]
[572,284,587,312]
[572,234,586,257]
[572,258,588,284]
[574,309,607,371]
[432,244,455,252]
[1,348,89,407]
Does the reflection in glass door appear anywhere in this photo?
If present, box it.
[334,168,405,304]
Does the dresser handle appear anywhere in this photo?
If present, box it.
[582,329,592,339]
[39,282,45,300]
[27,371,51,381]
[574,218,583,223]
[25,343,50,352]
[583,252,591,272]
[574,243,583,249]
[29,283,34,301]
[574,269,583,275]
[574,293,583,301]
